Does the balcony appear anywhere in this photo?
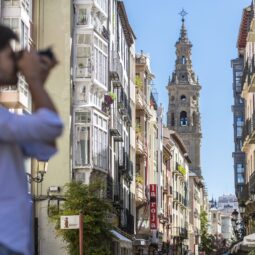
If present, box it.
[174,163,186,177]
[76,65,92,79]
[0,85,28,109]
[120,209,134,235]
[74,0,108,19]
[172,227,188,239]
[110,53,123,88]
[136,89,150,116]
[247,56,255,92]
[136,133,147,155]
[240,183,249,203]
[249,171,255,194]
[136,89,145,109]
[119,150,128,173]
[110,111,123,142]
[136,182,146,204]
[173,191,179,202]
[242,114,255,151]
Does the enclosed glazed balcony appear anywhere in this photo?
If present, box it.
[74,0,108,19]
[242,114,255,151]
[0,85,28,109]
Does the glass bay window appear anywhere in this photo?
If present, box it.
[73,110,108,171]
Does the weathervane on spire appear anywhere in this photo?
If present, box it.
[179,8,188,22]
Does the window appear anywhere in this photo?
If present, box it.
[237,174,244,184]
[77,8,88,25]
[4,0,20,6]
[93,113,108,170]
[236,164,244,173]
[180,95,186,101]
[236,116,243,138]
[74,112,91,167]
[21,21,28,49]
[75,112,91,123]
[180,111,188,126]
[182,56,186,64]
[21,0,30,14]
[94,35,108,86]
[74,126,90,166]
[236,164,244,184]
[3,18,19,43]
[76,46,92,78]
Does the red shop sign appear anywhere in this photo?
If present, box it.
[150,184,157,230]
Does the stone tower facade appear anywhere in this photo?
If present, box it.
[167,16,202,176]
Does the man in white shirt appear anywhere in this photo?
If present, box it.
[0,25,63,255]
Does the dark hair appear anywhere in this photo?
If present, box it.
[0,24,19,50]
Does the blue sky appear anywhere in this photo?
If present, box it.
[124,0,251,199]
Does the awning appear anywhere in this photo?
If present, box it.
[110,230,132,249]
[243,233,255,247]
[230,237,255,254]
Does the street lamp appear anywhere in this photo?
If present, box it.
[27,160,48,183]
[231,208,246,241]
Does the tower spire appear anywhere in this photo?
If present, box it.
[179,9,188,42]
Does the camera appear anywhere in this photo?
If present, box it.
[14,47,55,62]
[37,48,55,60]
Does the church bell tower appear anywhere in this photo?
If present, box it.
[167,10,202,176]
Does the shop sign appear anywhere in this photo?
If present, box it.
[150,184,157,230]
[60,215,80,229]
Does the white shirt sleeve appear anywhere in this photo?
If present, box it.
[0,107,63,143]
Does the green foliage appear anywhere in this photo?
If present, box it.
[135,75,142,89]
[135,173,144,184]
[50,181,113,255]
[199,209,214,254]
[108,92,117,100]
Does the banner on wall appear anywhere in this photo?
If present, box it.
[150,184,157,230]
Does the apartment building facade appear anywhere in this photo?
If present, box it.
[231,5,251,200]
[239,2,255,235]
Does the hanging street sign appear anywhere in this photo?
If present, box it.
[60,215,80,229]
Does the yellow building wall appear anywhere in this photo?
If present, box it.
[33,0,72,195]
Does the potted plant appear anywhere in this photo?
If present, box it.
[136,173,144,185]
[104,92,117,106]
[135,75,142,90]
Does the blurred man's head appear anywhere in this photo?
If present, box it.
[0,25,19,85]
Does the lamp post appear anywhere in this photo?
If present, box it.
[26,160,48,255]
[27,160,48,183]
[231,206,246,241]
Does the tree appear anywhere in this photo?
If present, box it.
[50,181,113,255]
[200,209,214,254]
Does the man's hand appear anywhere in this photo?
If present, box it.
[17,49,57,86]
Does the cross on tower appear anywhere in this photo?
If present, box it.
[179,8,188,22]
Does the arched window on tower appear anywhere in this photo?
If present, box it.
[180,95,186,101]
[182,56,186,64]
[180,111,188,126]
